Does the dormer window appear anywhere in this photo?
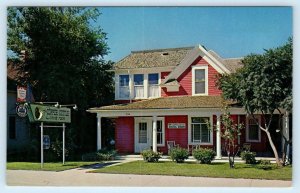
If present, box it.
[134,74,144,98]
[148,73,159,98]
[192,66,208,95]
[119,75,130,98]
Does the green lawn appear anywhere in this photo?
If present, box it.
[92,161,292,181]
[7,161,99,171]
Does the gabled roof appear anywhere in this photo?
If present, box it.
[113,47,193,70]
[88,95,236,112]
[208,50,243,73]
[161,45,234,84]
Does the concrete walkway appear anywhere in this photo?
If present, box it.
[6,155,291,187]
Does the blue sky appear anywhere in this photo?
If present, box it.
[97,7,292,62]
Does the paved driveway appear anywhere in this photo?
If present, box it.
[6,168,292,187]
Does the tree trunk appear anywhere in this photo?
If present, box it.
[265,130,282,166]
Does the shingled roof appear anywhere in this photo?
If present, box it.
[113,47,193,70]
[88,95,236,111]
[208,50,243,73]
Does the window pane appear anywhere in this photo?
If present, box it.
[139,122,147,143]
[192,117,209,123]
[249,125,259,140]
[119,86,129,98]
[195,82,205,94]
[119,75,129,86]
[195,69,205,82]
[192,124,201,142]
[149,73,158,85]
[157,120,162,132]
[134,86,144,98]
[201,124,210,143]
[149,85,159,97]
[134,74,144,85]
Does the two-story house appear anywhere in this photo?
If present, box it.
[88,45,290,158]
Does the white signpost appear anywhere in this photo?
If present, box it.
[27,103,71,168]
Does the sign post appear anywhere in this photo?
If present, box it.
[40,122,44,169]
[27,103,71,168]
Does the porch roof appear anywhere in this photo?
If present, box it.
[88,96,236,112]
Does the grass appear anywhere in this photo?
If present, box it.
[7,161,99,171]
[91,161,292,181]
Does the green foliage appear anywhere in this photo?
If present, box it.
[81,149,117,161]
[193,148,216,164]
[141,149,162,162]
[217,38,292,113]
[241,151,257,164]
[7,7,114,158]
[169,147,189,163]
[257,159,273,170]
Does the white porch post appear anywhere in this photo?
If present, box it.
[216,113,222,159]
[152,115,158,152]
[97,114,102,150]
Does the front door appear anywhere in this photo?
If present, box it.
[135,118,151,153]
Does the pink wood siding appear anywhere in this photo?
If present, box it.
[115,117,134,153]
[161,56,222,97]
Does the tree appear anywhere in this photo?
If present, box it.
[217,39,292,166]
[7,7,114,159]
[219,104,243,168]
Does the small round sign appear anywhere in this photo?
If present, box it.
[16,104,28,117]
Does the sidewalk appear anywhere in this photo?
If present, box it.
[6,168,291,187]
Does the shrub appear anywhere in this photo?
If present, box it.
[257,159,273,170]
[241,151,256,164]
[81,149,117,161]
[141,149,162,162]
[193,148,216,164]
[169,147,189,163]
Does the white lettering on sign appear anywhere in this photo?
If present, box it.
[168,123,186,129]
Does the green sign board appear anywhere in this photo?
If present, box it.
[27,104,71,123]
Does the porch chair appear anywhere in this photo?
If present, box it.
[167,141,178,155]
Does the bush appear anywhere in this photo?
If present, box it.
[141,149,162,162]
[81,149,117,161]
[241,151,256,164]
[257,159,273,170]
[193,148,216,164]
[169,147,189,163]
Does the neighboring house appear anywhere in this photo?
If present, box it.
[88,45,290,157]
[7,62,30,153]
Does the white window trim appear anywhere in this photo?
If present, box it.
[192,66,208,96]
[188,115,213,145]
[116,74,130,100]
[246,115,261,143]
[115,72,161,100]
[156,117,165,147]
[148,73,161,99]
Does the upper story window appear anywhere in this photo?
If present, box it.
[192,66,208,95]
[134,74,144,98]
[119,75,129,99]
[246,116,261,142]
[148,73,159,98]
[116,73,160,100]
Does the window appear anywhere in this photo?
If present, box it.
[247,117,261,142]
[191,117,210,143]
[8,116,16,139]
[192,66,208,95]
[134,74,144,98]
[156,120,163,145]
[119,75,129,98]
[148,73,159,98]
